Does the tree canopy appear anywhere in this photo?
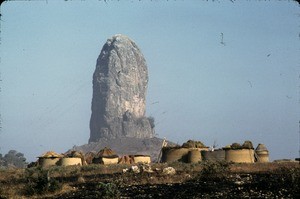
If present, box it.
[0,150,27,168]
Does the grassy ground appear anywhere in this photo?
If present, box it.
[0,162,299,198]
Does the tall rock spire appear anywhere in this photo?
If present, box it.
[89,34,154,143]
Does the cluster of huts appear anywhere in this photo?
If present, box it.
[37,140,269,168]
[37,147,151,168]
[161,140,269,164]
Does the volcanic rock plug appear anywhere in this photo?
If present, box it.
[89,34,155,143]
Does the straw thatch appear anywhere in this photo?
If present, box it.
[118,155,134,164]
[64,150,84,158]
[242,141,254,149]
[224,141,254,150]
[38,151,63,158]
[255,143,268,152]
[230,143,242,149]
[97,147,118,158]
[182,140,207,148]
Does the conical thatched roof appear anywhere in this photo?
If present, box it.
[242,140,254,149]
[182,140,207,148]
[97,147,118,158]
[255,143,268,152]
[39,151,63,158]
[224,140,254,150]
[230,143,242,149]
[64,150,84,158]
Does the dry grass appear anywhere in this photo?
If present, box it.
[0,162,299,198]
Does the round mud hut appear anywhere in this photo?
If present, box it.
[38,151,63,168]
[59,151,84,166]
[202,149,225,161]
[188,149,202,163]
[161,140,208,163]
[161,147,190,163]
[255,143,269,163]
[224,141,255,163]
[93,147,119,165]
[132,155,151,164]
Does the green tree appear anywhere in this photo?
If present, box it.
[2,150,27,168]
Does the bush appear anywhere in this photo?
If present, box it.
[96,182,121,198]
[23,167,62,196]
[200,161,230,179]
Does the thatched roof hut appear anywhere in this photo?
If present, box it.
[60,151,84,166]
[93,147,119,165]
[255,143,269,163]
[38,151,63,158]
[131,155,151,164]
[255,143,268,152]
[38,151,63,168]
[223,141,255,163]
[97,147,118,157]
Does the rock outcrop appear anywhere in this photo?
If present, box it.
[89,34,154,142]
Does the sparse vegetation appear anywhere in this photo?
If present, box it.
[96,182,121,198]
[199,161,230,179]
[0,162,299,198]
[23,167,62,196]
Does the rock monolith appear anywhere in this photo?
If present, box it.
[89,34,154,143]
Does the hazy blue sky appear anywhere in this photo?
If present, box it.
[1,0,299,162]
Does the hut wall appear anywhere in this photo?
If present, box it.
[188,150,201,163]
[225,149,254,163]
[93,157,119,165]
[202,150,225,161]
[256,151,269,163]
[38,158,60,168]
[133,156,151,164]
[102,157,118,164]
[59,157,82,166]
[161,148,190,163]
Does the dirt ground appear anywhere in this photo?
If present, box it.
[0,162,299,198]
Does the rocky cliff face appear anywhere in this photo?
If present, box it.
[89,34,154,142]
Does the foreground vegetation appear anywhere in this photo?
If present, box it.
[0,161,299,198]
